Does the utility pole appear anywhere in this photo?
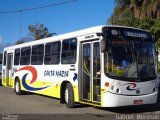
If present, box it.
[19,10,22,40]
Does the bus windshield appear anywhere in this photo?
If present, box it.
[104,28,157,80]
[135,41,155,78]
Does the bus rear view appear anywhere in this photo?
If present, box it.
[100,26,158,107]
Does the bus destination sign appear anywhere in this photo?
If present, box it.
[124,31,148,38]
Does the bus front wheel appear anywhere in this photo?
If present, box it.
[65,83,75,108]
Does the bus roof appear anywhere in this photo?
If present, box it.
[3,25,149,51]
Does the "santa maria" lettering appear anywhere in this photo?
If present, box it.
[44,70,69,77]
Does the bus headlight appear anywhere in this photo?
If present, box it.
[111,86,114,90]
[116,88,120,93]
[110,86,121,93]
[153,87,156,92]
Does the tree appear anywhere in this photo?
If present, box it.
[15,39,27,45]
[150,19,160,47]
[112,0,160,19]
[15,23,56,44]
[28,23,56,40]
[15,36,33,45]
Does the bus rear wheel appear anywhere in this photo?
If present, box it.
[15,80,22,95]
[65,83,75,108]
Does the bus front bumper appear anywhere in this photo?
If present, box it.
[102,91,158,107]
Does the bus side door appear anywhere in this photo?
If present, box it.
[6,52,13,87]
[81,41,101,104]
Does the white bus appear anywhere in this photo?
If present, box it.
[2,25,159,108]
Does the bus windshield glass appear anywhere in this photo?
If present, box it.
[104,27,157,80]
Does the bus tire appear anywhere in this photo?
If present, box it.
[65,83,75,108]
[15,80,22,95]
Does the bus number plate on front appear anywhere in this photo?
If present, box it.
[133,100,143,105]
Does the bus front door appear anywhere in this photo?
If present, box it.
[6,53,13,87]
[81,41,101,104]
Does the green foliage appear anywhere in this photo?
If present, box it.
[15,23,56,44]
[15,36,33,45]
[137,18,155,30]
[15,39,27,45]
[28,23,56,40]
[150,19,160,45]
[114,0,130,8]
[108,8,136,27]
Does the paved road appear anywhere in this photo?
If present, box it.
[0,85,160,120]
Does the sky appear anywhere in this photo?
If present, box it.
[0,0,114,52]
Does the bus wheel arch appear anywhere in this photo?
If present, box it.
[14,77,22,95]
[60,81,75,108]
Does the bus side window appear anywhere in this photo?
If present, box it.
[44,41,61,65]
[31,44,44,65]
[61,38,77,64]
[14,48,20,65]
[20,47,31,65]
[3,51,7,66]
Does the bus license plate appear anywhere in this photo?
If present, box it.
[133,100,143,105]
